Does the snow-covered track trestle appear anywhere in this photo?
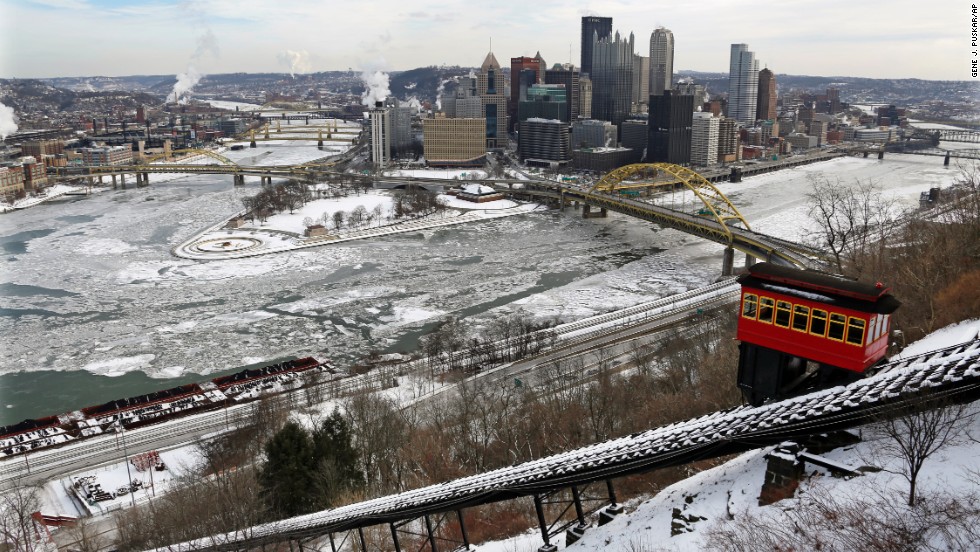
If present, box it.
[157,336,980,552]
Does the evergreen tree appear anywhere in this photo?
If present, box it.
[258,413,364,520]
[312,409,365,502]
[258,421,320,518]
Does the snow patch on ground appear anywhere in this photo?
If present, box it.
[898,318,980,358]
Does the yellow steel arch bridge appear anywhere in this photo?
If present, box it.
[589,163,752,245]
[515,163,831,269]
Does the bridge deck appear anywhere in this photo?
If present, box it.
[522,183,827,268]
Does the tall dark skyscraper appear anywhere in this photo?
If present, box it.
[648,90,694,164]
[591,30,634,128]
[648,27,674,96]
[545,64,580,122]
[510,53,546,131]
[580,16,612,77]
[757,67,777,121]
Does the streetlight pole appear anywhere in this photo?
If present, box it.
[113,422,137,508]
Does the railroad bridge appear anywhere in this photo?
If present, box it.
[934,129,980,143]
[55,148,367,187]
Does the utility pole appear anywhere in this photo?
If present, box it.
[113,422,137,507]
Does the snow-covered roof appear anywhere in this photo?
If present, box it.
[461,183,498,196]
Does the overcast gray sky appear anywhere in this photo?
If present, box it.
[0,0,974,80]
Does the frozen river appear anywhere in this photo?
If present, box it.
[0,151,965,425]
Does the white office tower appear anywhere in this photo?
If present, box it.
[649,27,674,97]
[727,44,759,124]
[369,103,391,167]
[691,112,720,167]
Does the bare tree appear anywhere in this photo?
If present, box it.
[0,482,43,552]
[349,205,367,228]
[60,516,109,552]
[873,399,971,506]
[805,177,892,274]
[705,482,980,552]
[332,210,345,231]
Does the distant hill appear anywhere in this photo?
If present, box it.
[0,79,160,112]
[676,70,978,105]
[20,68,978,110]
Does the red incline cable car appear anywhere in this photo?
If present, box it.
[736,263,901,405]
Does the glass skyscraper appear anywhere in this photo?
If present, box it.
[728,44,760,124]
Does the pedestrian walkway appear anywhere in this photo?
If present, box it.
[172,204,542,260]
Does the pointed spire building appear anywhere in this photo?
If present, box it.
[478,52,508,148]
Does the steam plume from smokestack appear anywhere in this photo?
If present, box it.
[171,28,219,104]
[0,102,17,140]
[278,50,311,78]
[360,70,391,106]
[435,78,450,111]
[173,66,202,104]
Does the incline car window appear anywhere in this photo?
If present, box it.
[828,313,847,341]
[792,305,809,332]
[742,294,758,319]
[758,297,774,323]
[810,309,827,337]
[846,317,866,346]
[775,301,792,328]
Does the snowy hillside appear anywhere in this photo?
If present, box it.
[476,319,980,552]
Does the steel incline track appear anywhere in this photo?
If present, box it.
[158,337,980,551]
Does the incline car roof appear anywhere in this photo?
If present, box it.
[738,263,897,303]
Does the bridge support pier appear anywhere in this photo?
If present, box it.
[357,526,368,552]
[565,485,590,546]
[233,174,245,186]
[533,494,558,552]
[730,166,743,183]
[140,172,149,186]
[456,510,471,550]
[745,253,756,269]
[119,174,127,189]
[945,152,951,166]
[722,246,735,276]
[261,176,272,186]
[878,151,884,160]
[863,152,869,158]
[598,479,624,526]
[582,205,608,218]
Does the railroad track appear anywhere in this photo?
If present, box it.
[0,282,738,485]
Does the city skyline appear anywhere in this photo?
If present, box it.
[0,0,973,81]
